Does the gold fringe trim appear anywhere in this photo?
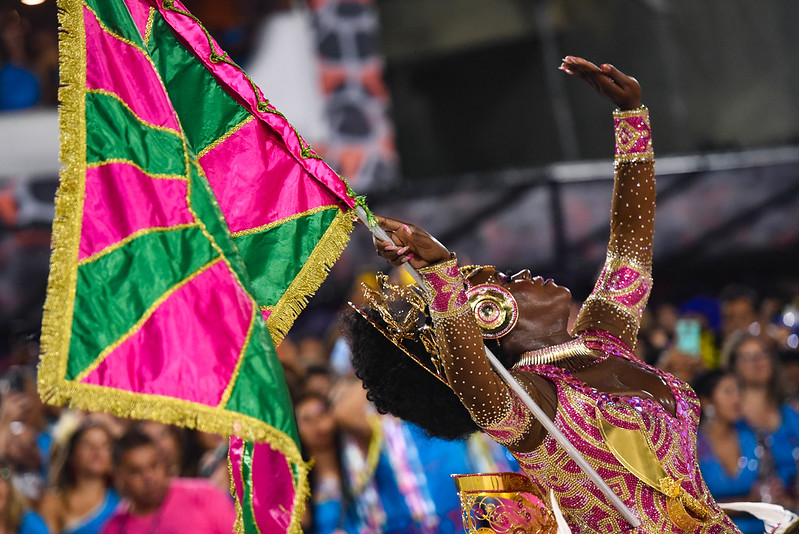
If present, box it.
[39,0,87,412]
[266,210,353,345]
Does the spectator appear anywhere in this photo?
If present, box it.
[727,332,799,505]
[39,422,118,534]
[0,461,48,534]
[295,391,352,534]
[720,285,760,345]
[693,370,764,533]
[101,429,235,534]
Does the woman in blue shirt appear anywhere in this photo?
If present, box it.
[694,369,782,533]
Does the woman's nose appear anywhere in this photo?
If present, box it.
[511,269,532,281]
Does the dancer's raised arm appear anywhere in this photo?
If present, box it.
[564,57,656,349]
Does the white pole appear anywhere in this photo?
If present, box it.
[354,206,641,529]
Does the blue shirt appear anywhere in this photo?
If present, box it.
[20,510,50,534]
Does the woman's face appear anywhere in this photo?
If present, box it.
[710,375,741,424]
[473,268,572,357]
[734,338,773,386]
[73,427,112,478]
[295,398,336,452]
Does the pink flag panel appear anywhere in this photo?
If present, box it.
[79,163,193,260]
[155,0,355,210]
[85,6,181,132]
[229,436,295,532]
[199,119,340,233]
[81,260,254,407]
[122,0,152,40]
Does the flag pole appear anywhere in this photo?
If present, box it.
[354,206,641,529]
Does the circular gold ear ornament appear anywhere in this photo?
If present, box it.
[467,284,519,339]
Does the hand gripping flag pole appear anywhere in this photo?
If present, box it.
[354,205,642,530]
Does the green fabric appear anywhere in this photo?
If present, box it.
[68,226,216,379]
[240,441,260,534]
[186,163,255,292]
[146,16,251,155]
[84,0,144,47]
[224,318,298,440]
[86,92,186,176]
[233,208,339,306]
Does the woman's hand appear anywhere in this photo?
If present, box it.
[560,56,642,110]
[373,215,451,270]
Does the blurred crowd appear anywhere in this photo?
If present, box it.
[0,269,799,533]
[0,8,58,111]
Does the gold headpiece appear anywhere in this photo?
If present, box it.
[350,266,518,387]
[351,273,447,385]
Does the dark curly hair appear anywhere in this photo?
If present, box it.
[342,307,502,441]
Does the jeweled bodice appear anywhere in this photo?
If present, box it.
[511,332,739,533]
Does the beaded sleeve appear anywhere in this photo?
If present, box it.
[417,258,534,447]
[572,106,655,350]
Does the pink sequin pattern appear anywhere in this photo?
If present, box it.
[510,330,740,533]
[614,109,653,162]
[419,260,469,316]
[591,259,652,321]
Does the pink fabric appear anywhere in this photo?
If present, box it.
[199,119,340,233]
[79,164,192,260]
[155,0,355,209]
[81,261,254,406]
[613,279,651,308]
[122,0,152,41]
[251,441,295,530]
[421,262,468,314]
[85,7,180,132]
[605,266,640,290]
[228,437,295,531]
[103,478,236,534]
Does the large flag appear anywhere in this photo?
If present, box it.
[39,0,359,532]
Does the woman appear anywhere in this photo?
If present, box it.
[295,391,351,534]
[728,333,799,505]
[0,462,48,534]
[343,57,740,532]
[39,422,119,534]
[693,369,767,533]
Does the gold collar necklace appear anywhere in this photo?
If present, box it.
[513,335,602,372]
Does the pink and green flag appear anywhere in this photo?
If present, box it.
[40,0,359,532]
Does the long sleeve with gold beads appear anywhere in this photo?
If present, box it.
[417,107,655,451]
